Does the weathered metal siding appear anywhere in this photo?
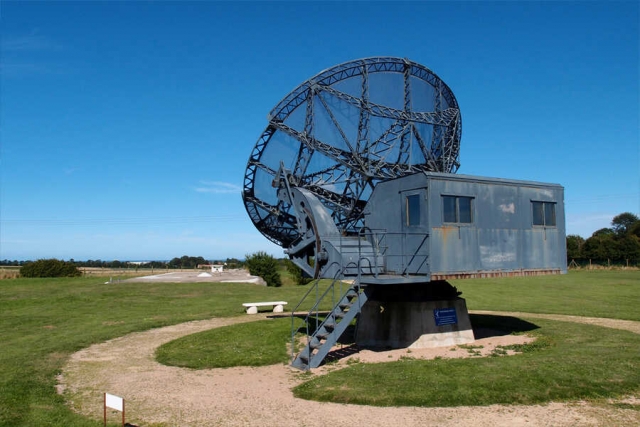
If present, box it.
[427,174,566,276]
[363,173,430,275]
[363,172,567,280]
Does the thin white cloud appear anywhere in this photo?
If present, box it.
[1,33,63,52]
[1,33,67,77]
[195,181,242,194]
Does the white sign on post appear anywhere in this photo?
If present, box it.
[104,393,125,427]
[105,393,123,411]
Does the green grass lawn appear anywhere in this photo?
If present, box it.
[156,317,292,368]
[0,270,638,426]
[292,317,640,406]
[454,270,640,320]
[0,277,324,427]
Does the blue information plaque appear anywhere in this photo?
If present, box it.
[434,307,458,326]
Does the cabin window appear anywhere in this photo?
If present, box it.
[442,195,473,224]
[532,201,556,227]
[406,194,421,226]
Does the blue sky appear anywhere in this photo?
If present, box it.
[1,1,638,261]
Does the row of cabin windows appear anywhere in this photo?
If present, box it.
[405,195,557,227]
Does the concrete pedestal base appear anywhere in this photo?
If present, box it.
[356,296,475,349]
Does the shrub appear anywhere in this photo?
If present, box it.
[245,251,282,287]
[20,259,82,278]
[283,259,312,286]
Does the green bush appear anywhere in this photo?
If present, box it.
[20,259,82,278]
[283,259,312,285]
[245,251,282,287]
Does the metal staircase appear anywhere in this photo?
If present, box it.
[291,277,367,370]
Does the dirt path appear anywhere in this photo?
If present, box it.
[59,312,640,427]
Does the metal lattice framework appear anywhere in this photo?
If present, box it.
[243,57,462,247]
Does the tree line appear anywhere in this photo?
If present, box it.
[0,257,246,269]
[5,252,300,285]
[567,212,640,265]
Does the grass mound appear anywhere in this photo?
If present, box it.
[156,318,291,368]
[293,319,640,407]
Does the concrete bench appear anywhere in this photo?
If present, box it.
[242,301,287,314]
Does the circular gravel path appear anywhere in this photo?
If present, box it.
[59,312,640,427]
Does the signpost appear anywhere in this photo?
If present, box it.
[104,393,125,427]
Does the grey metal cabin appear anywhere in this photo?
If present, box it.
[362,172,567,282]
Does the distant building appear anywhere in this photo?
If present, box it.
[198,264,225,273]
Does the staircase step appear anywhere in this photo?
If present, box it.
[315,331,329,340]
[291,358,309,370]
[298,351,310,362]
[292,281,368,370]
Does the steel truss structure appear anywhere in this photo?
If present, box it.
[243,57,462,247]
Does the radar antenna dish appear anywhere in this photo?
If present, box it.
[242,57,461,247]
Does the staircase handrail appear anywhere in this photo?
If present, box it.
[290,266,345,362]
